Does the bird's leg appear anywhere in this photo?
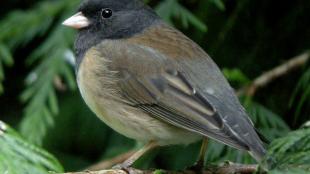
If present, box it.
[113,141,158,170]
[197,138,208,167]
[189,138,208,173]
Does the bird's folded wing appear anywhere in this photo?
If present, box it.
[118,67,249,150]
[99,23,264,150]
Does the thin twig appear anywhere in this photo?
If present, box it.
[238,51,310,96]
[213,163,258,174]
[65,163,258,174]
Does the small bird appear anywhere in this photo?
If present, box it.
[63,0,267,170]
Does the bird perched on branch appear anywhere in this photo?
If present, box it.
[63,0,267,171]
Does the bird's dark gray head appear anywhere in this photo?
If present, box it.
[62,0,159,67]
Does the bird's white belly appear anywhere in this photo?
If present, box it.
[76,50,201,146]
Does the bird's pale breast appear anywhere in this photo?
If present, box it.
[77,46,201,146]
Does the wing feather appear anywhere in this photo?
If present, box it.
[100,24,265,156]
[118,69,250,150]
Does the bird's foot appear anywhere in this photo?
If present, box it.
[112,163,135,174]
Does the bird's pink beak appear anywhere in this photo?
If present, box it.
[62,12,90,29]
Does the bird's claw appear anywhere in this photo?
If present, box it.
[112,164,135,174]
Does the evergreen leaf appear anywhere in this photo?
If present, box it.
[246,101,290,139]
[223,68,250,86]
[156,0,207,32]
[289,67,310,124]
[267,128,310,173]
[0,1,67,49]
[0,43,14,95]
[20,42,75,145]
[0,121,63,174]
[19,6,77,145]
[0,43,14,66]
[208,0,226,11]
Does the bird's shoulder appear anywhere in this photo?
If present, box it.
[125,22,207,60]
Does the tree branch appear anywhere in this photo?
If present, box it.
[65,163,258,174]
[238,51,309,96]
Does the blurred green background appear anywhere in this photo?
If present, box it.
[0,0,309,173]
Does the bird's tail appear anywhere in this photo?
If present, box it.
[249,145,277,170]
[249,145,266,162]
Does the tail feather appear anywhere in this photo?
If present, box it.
[249,145,267,162]
[249,145,277,170]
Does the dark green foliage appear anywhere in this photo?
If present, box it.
[267,128,310,173]
[0,43,13,94]
[290,65,310,125]
[246,101,290,139]
[0,0,309,173]
[268,128,310,167]
[222,68,250,88]
[0,0,79,145]
[20,26,77,145]
[156,0,207,32]
[0,121,63,174]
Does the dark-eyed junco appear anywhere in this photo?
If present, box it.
[63,0,267,170]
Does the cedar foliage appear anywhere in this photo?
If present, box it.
[0,0,309,173]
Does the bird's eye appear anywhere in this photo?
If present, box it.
[101,8,113,18]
